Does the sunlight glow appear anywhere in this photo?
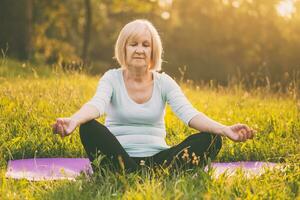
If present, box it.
[161,11,170,20]
[222,0,241,8]
[222,0,230,5]
[159,0,172,8]
[276,0,296,18]
[232,0,240,8]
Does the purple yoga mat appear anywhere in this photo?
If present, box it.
[5,158,93,181]
[204,161,279,178]
[5,158,279,181]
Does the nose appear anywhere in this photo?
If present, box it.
[134,45,145,54]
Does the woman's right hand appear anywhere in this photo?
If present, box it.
[52,118,79,138]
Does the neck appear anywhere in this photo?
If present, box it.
[123,66,152,83]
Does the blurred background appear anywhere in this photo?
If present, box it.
[0,0,299,90]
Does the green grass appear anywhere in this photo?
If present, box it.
[0,59,299,199]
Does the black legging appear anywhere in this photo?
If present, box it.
[79,120,222,173]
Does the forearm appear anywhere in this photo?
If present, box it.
[70,104,100,126]
[188,112,227,136]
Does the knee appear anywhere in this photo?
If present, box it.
[185,132,206,141]
[79,119,97,135]
[187,132,214,141]
[79,119,108,137]
[193,132,222,150]
[214,135,222,150]
[204,132,222,150]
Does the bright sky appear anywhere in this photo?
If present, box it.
[160,0,297,20]
[222,0,297,18]
[276,0,296,18]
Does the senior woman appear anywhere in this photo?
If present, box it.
[52,19,255,173]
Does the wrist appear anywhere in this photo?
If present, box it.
[217,125,229,136]
[70,116,81,127]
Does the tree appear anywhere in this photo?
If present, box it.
[0,0,33,60]
[82,0,92,65]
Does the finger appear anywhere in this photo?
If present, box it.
[245,127,255,139]
[243,134,248,141]
[232,124,242,131]
[249,129,256,139]
[57,119,67,135]
[52,124,57,134]
[58,124,65,137]
[243,124,251,132]
[244,129,252,141]
[236,124,252,140]
[243,128,252,139]
[246,129,252,139]
[57,118,64,126]
[232,130,242,142]
[234,134,241,142]
[240,132,246,142]
[233,124,247,133]
[243,131,248,141]
[238,124,250,132]
[238,134,245,142]
[231,131,241,142]
[66,125,75,136]
[63,124,71,135]
[238,129,247,142]
[54,123,60,135]
[65,127,71,136]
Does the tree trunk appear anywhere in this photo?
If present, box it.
[25,0,33,60]
[0,0,33,60]
[82,0,92,65]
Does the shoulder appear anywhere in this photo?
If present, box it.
[102,68,121,77]
[99,67,122,81]
[155,71,178,86]
[156,71,174,82]
[155,71,180,96]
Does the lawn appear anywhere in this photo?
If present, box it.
[0,60,299,199]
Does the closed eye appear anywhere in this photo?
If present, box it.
[130,42,137,46]
[128,41,150,47]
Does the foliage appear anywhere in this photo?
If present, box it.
[1,0,300,86]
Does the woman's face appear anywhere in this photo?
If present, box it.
[125,29,152,70]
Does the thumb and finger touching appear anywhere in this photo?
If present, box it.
[53,118,77,137]
[228,124,256,142]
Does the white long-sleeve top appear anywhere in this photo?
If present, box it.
[86,68,199,157]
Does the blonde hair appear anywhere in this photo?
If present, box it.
[114,19,163,71]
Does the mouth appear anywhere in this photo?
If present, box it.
[133,57,144,59]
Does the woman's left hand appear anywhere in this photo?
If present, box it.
[221,124,256,142]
